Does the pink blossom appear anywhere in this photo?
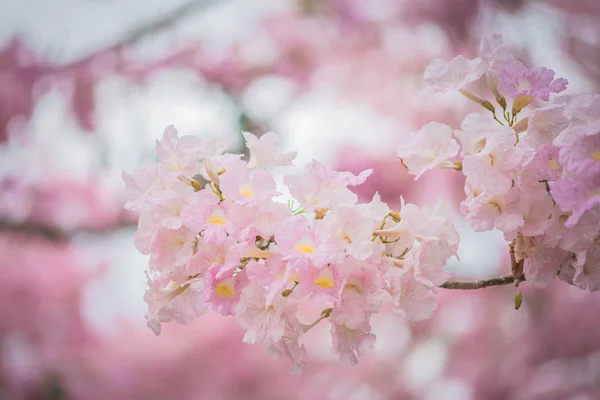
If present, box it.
[461,186,527,233]
[423,55,485,93]
[273,216,326,269]
[529,144,563,181]
[553,94,600,146]
[526,103,570,146]
[550,172,600,227]
[498,59,568,101]
[523,243,570,288]
[385,269,437,321]
[232,200,292,242]
[329,262,384,330]
[479,33,514,71]
[460,118,533,195]
[396,122,460,179]
[572,250,600,291]
[204,263,248,316]
[284,160,372,212]
[155,126,204,181]
[235,283,288,344]
[558,133,600,176]
[244,255,297,306]
[122,164,158,213]
[320,204,380,263]
[180,190,230,242]
[242,131,297,169]
[219,160,280,204]
[149,182,193,230]
[545,208,600,253]
[144,273,205,335]
[330,321,376,366]
[264,308,307,373]
[298,265,343,302]
[408,241,453,287]
[148,227,196,271]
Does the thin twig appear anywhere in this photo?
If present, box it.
[51,0,216,72]
[440,274,526,290]
[0,218,136,241]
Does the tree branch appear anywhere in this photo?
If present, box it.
[440,274,526,290]
[53,0,217,72]
[0,218,136,241]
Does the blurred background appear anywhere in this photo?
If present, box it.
[1,0,600,399]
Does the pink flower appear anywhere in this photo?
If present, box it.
[572,250,600,292]
[149,227,196,271]
[320,204,380,263]
[461,187,527,233]
[498,59,568,101]
[385,269,436,321]
[454,113,507,156]
[408,241,453,287]
[523,243,570,288]
[329,261,384,330]
[479,34,514,71]
[517,181,555,238]
[273,216,326,269]
[219,160,280,204]
[144,273,205,335]
[149,182,194,230]
[553,94,600,146]
[460,119,533,196]
[529,144,563,181]
[122,163,158,213]
[396,122,460,179]
[235,283,288,344]
[181,190,231,242]
[284,161,371,212]
[231,200,292,242]
[298,264,343,303]
[545,208,600,253]
[330,321,376,366]
[526,103,570,146]
[186,239,239,278]
[242,131,297,169]
[423,55,485,93]
[204,263,249,316]
[550,173,600,227]
[245,255,297,306]
[558,133,600,176]
[155,126,204,181]
[263,307,307,373]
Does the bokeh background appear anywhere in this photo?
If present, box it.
[1,0,600,399]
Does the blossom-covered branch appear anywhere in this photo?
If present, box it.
[123,33,599,371]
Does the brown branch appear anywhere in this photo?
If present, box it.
[0,218,136,241]
[440,275,526,290]
[52,0,217,72]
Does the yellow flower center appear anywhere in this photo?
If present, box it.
[488,199,503,213]
[215,281,236,299]
[314,270,334,289]
[207,211,226,226]
[239,185,254,198]
[294,241,314,254]
[548,158,562,172]
[592,150,600,162]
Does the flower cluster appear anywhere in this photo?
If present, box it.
[123,128,459,370]
[409,34,599,290]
